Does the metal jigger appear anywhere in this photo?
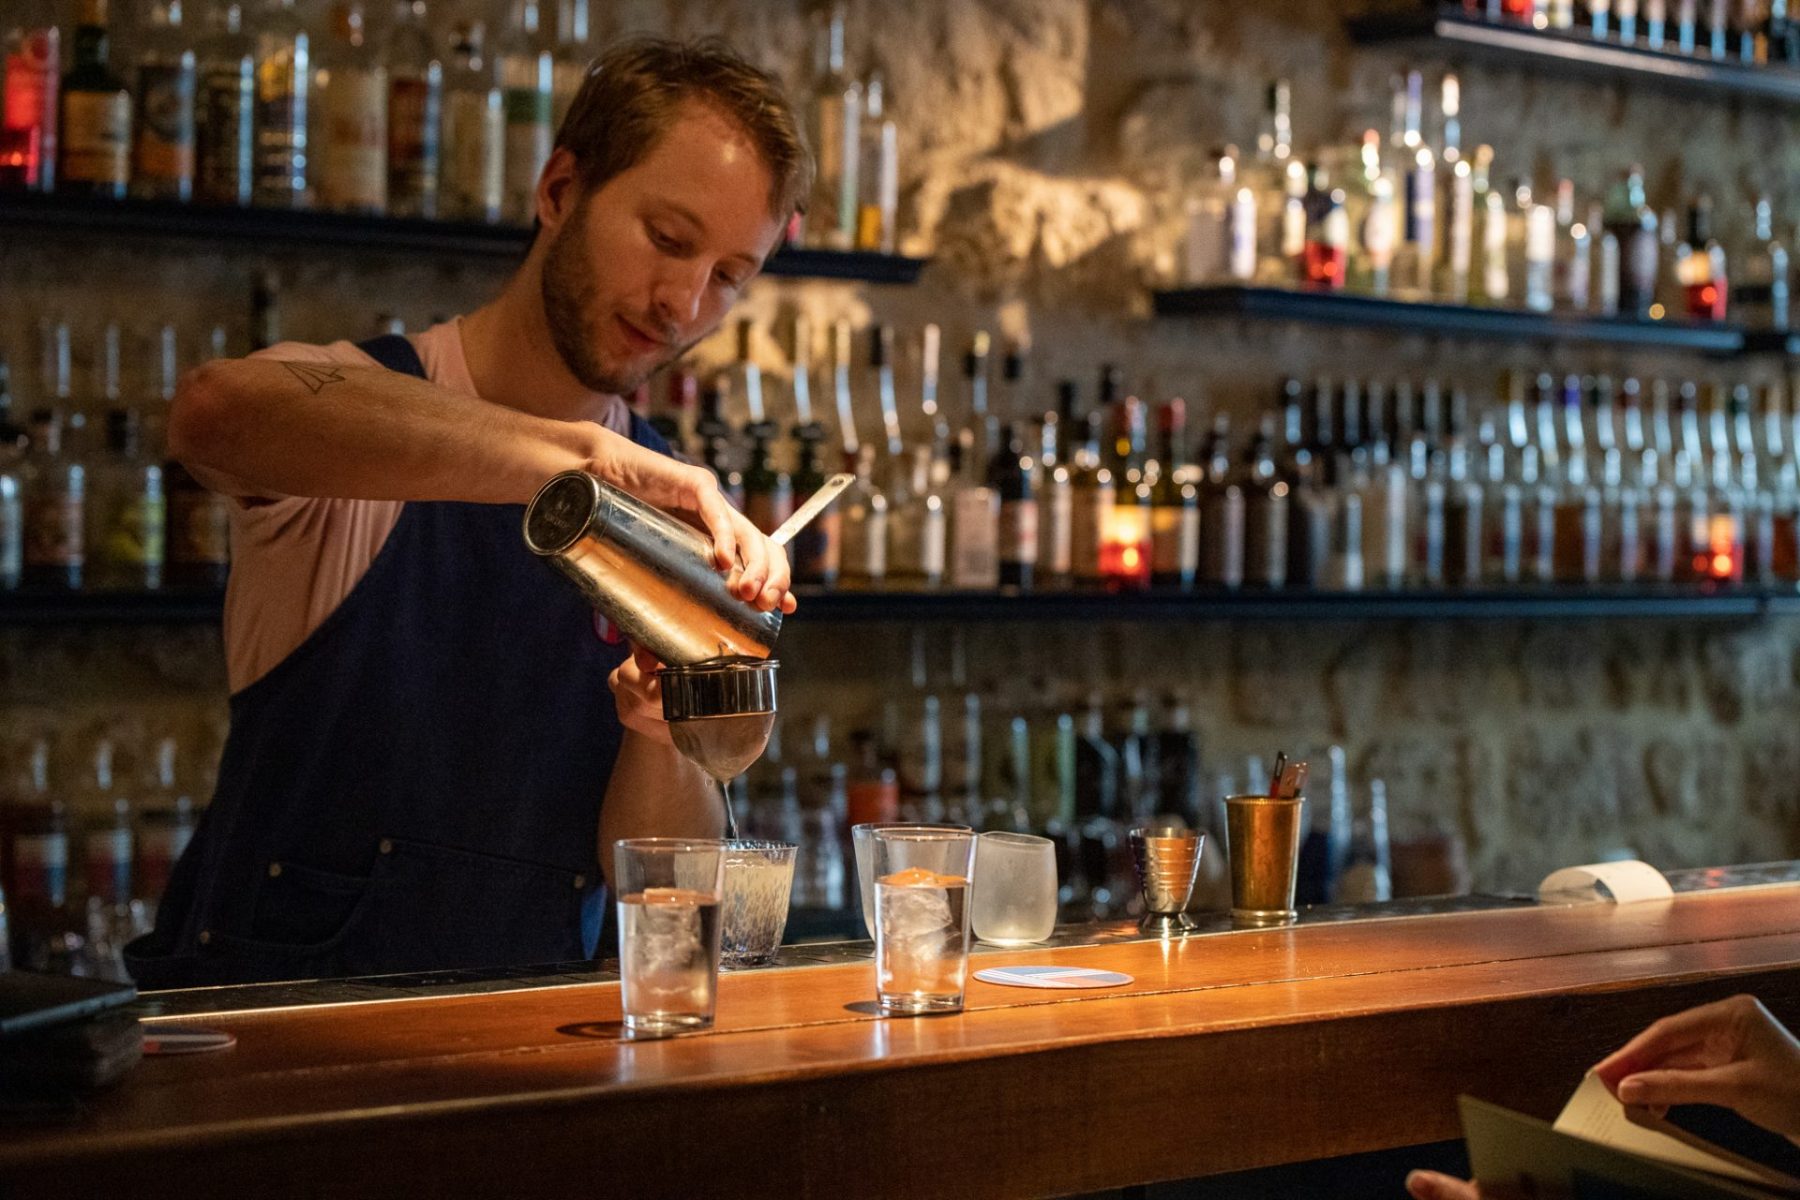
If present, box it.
[1129,825,1206,935]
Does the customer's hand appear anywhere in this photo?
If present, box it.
[610,645,673,746]
[588,432,795,613]
[1592,994,1800,1144]
[1405,1169,1479,1200]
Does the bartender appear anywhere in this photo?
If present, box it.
[124,38,812,987]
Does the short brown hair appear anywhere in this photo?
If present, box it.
[556,37,813,223]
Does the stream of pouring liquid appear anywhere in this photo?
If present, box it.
[718,778,739,840]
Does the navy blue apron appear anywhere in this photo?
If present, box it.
[125,335,669,987]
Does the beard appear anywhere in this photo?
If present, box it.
[540,200,691,396]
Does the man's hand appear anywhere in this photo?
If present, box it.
[587,430,795,614]
[1406,1170,1479,1200]
[610,645,673,746]
[1592,994,1800,1143]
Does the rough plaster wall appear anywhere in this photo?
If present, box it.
[4,0,1799,890]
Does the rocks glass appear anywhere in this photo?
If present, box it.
[719,839,797,968]
[970,831,1059,946]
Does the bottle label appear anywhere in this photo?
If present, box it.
[61,89,131,185]
[444,89,504,220]
[321,67,387,211]
[999,497,1038,568]
[253,53,306,200]
[950,487,999,589]
[14,831,68,906]
[24,491,82,567]
[388,75,440,212]
[103,495,167,568]
[85,826,133,904]
[169,486,232,567]
[198,64,254,204]
[133,62,196,188]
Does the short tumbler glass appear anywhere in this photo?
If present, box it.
[719,839,797,968]
[852,821,971,940]
[614,838,725,1039]
[872,827,977,1016]
[970,831,1059,946]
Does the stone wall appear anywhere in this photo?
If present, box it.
[6,0,1800,891]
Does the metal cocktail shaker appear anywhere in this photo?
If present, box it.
[523,470,783,667]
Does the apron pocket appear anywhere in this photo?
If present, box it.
[247,860,373,948]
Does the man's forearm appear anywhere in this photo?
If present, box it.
[169,358,600,504]
[597,731,725,887]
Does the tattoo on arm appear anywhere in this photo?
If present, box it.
[280,361,348,395]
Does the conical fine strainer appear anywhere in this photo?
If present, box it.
[1129,825,1205,935]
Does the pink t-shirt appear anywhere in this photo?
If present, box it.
[225,318,628,692]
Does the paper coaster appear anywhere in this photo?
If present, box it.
[142,1026,237,1056]
[974,966,1134,990]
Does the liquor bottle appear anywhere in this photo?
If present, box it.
[550,0,589,131]
[136,737,195,910]
[441,22,504,223]
[22,408,83,590]
[1103,394,1152,591]
[1347,130,1397,297]
[948,349,999,592]
[741,420,792,538]
[1473,145,1510,305]
[1,2,59,191]
[132,0,197,202]
[1739,197,1791,331]
[1553,180,1593,311]
[80,741,133,915]
[1069,407,1114,587]
[730,318,767,428]
[1284,379,1332,590]
[1642,0,1666,43]
[194,0,254,206]
[0,365,18,591]
[1707,0,1731,53]
[89,405,165,592]
[992,423,1036,590]
[1037,370,1075,587]
[1603,167,1660,318]
[1184,145,1258,285]
[1300,164,1349,291]
[253,0,311,208]
[1436,74,1475,303]
[807,3,859,250]
[787,425,837,587]
[1393,70,1437,298]
[855,68,898,253]
[1150,399,1200,590]
[385,0,441,219]
[1199,413,1246,590]
[1247,79,1294,285]
[60,0,132,200]
[838,443,888,586]
[499,0,552,225]
[1522,184,1557,313]
[6,742,73,971]
[1361,390,1410,590]
[314,1,386,214]
[1677,196,1729,321]
[1242,409,1289,589]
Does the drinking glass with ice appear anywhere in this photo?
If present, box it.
[871,828,977,1016]
[614,838,725,1039]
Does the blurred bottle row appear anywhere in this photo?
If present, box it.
[650,315,1800,592]
[0,736,205,978]
[1458,0,1800,64]
[731,633,1469,922]
[1178,70,1789,329]
[0,0,907,251]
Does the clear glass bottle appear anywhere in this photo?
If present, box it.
[194,0,254,206]
[1474,145,1511,305]
[22,407,83,590]
[1069,408,1114,587]
[1242,408,1289,589]
[806,3,859,250]
[253,0,311,208]
[1246,79,1293,285]
[1,0,61,191]
[1739,197,1791,331]
[1150,399,1200,590]
[1603,167,1660,318]
[132,0,197,202]
[89,405,165,591]
[1676,196,1729,321]
[60,0,132,199]
[385,0,441,219]
[442,22,504,223]
[314,1,386,214]
[1036,371,1075,587]
[498,0,552,225]
[854,67,898,253]
[550,0,589,131]
[838,443,888,586]
[1185,144,1259,285]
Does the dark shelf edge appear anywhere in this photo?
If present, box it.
[1151,285,1747,352]
[1348,8,1800,104]
[0,193,928,284]
[1,586,1789,626]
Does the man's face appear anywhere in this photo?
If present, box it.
[541,103,783,396]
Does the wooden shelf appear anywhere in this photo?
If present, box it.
[0,192,929,284]
[1348,7,1800,105]
[6,584,1794,627]
[1152,284,1747,353]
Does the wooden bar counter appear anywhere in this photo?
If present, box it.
[6,885,1800,1199]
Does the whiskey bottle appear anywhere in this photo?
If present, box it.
[315,1,386,214]
[59,0,132,199]
[442,22,504,224]
[252,0,312,208]
[194,0,254,206]
[1739,197,1791,331]
[132,0,197,203]
[22,408,84,590]
[386,0,441,219]
[1150,399,1199,590]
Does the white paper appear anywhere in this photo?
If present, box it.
[1554,1072,1800,1191]
[1537,860,1674,905]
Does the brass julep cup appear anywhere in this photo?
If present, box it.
[1129,825,1206,935]
[1225,794,1306,927]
